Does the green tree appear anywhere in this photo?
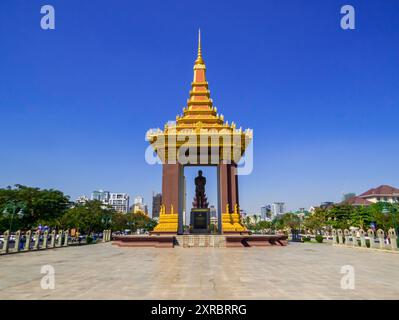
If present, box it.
[60,200,115,234]
[303,208,326,234]
[0,185,70,232]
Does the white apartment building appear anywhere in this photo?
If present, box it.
[271,202,285,217]
[91,190,130,213]
[109,193,130,213]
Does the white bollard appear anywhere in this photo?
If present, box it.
[337,229,344,244]
[14,230,21,252]
[42,230,49,249]
[344,229,351,246]
[332,229,337,245]
[351,229,358,247]
[63,230,69,246]
[2,230,10,254]
[388,228,397,250]
[57,230,63,247]
[368,229,375,249]
[377,229,385,250]
[359,229,367,248]
[50,230,56,248]
[33,230,40,250]
[24,230,32,251]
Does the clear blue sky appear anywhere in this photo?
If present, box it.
[1,0,398,214]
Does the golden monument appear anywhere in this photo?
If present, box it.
[147,30,252,234]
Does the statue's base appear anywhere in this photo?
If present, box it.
[190,208,210,234]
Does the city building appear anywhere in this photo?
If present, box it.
[358,185,399,204]
[293,208,310,219]
[209,205,217,219]
[109,193,130,213]
[152,193,162,219]
[75,195,89,204]
[260,205,272,221]
[131,195,148,214]
[341,196,372,206]
[320,202,334,209]
[342,193,356,201]
[271,202,285,217]
[91,190,110,203]
[91,190,130,213]
[339,185,399,207]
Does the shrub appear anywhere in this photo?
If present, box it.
[302,236,311,242]
[315,235,323,243]
[86,236,94,244]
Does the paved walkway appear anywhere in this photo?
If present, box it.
[0,242,398,299]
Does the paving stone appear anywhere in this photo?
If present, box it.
[0,242,398,299]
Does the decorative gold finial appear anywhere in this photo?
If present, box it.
[195,28,204,65]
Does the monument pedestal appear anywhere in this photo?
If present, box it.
[190,208,210,234]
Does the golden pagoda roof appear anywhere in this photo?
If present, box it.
[147,30,253,164]
[176,29,225,129]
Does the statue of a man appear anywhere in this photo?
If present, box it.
[195,170,206,208]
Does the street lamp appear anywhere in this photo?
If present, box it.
[382,205,399,247]
[3,201,25,232]
[101,216,112,228]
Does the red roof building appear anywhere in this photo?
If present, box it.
[358,185,399,204]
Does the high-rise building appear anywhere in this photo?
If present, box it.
[75,195,89,204]
[152,193,162,219]
[260,205,272,221]
[109,193,130,213]
[134,196,144,205]
[131,195,148,214]
[271,202,285,217]
[91,190,110,203]
[91,190,130,213]
[209,205,217,218]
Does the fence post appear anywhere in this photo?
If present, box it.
[14,230,21,253]
[24,230,32,251]
[377,229,385,250]
[332,229,337,245]
[42,230,49,249]
[368,229,375,248]
[57,230,63,247]
[359,229,367,248]
[50,230,56,248]
[33,230,40,250]
[344,229,350,246]
[63,230,69,247]
[337,229,343,244]
[388,228,397,250]
[2,230,10,254]
[351,229,358,247]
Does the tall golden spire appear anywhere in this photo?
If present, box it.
[195,28,204,65]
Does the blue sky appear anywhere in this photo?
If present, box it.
[1,0,398,214]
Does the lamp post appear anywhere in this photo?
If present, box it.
[382,205,399,247]
[3,201,25,232]
[101,216,112,229]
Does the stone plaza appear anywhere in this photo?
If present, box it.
[1,242,398,300]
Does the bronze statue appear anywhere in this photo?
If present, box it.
[193,170,208,208]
